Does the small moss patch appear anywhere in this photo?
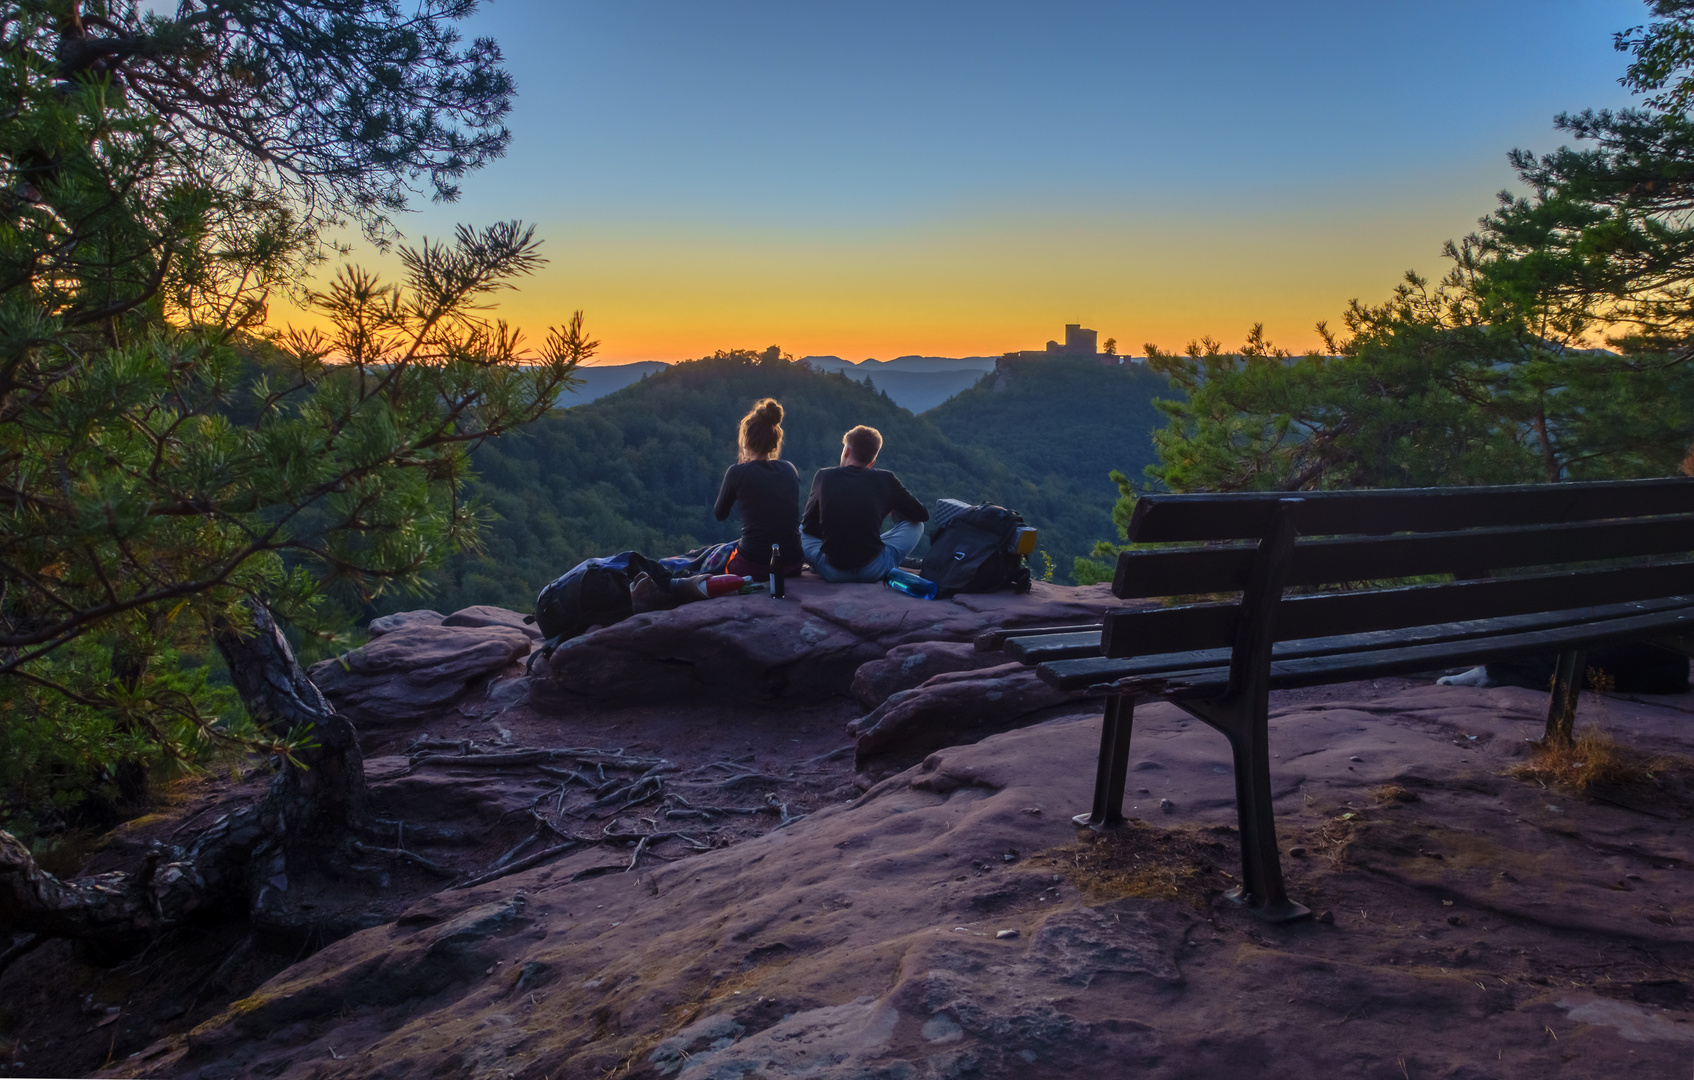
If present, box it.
[226,992,271,1016]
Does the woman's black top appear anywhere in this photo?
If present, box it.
[714,459,803,567]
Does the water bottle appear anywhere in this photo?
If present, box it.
[885,568,939,600]
[770,542,786,600]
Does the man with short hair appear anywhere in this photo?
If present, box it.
[801,425,930,583]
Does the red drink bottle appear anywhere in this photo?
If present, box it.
[704,574,746,598]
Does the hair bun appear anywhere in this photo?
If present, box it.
[739,398,786,461]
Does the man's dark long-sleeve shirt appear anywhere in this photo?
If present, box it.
[714,460,802,567]
[801,465,928,571]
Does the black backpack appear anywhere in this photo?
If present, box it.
[919,504,1033,598]
[525,552,671,667]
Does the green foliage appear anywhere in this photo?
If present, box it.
[1071,469,1138,586]
[3,221,588,818]
[1617,2,1694,115]
[927,357,1171,577]
[0,641,250,848]
[1141,285,1694,496]
[12,0,517,239]
[1130,0,1694,498]
[0,1,578,831]
[1067,7,1694,584]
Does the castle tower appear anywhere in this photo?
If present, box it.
[1063,324,1098,355]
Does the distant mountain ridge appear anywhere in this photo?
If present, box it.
[564,356,1000,412]
[799,355,998,374]
[558,361,667,404]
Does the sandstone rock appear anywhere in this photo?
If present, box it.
[848,662,1088,765]
[851,641,1012,709]
[367,609,445,637]
[536,577,1119,708]
[442,605,542,640]
[310,625,533,729]
[172,895,533,1050]
[122,685,1694,1080]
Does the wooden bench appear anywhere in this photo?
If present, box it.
[995,478,1694,922]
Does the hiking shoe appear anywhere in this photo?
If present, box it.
[630,572,681,613]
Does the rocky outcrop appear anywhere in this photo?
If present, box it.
[535,577,1115,708]
[849,662,1090,764]
[125,683,1694,1080]
[850,640,1013,709]
[366,610,444,637]
[310,624,532,729]
[441,605,542,640]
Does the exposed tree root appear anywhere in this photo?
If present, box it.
[1,614,817,956]
[347,841,454,877]
[452,840,587,891]
[0,605,360,951]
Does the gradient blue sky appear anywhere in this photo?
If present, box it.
[294,0,1648,362]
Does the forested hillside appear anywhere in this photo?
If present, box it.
[927,356,1171,563]
[928,357,1167,484]
[399,352,1174,612]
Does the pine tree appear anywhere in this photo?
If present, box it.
[1134,5,1694,498]
[0,0,593,949]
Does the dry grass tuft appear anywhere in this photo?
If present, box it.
[1304,813,1363,869]
[1033,821,1231,909]
[1374,784,1419,804]
[1510,727,1666,795]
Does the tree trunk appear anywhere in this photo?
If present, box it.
[1532,405,1563,483]
[0,601,365,951]
[213,602,368,837]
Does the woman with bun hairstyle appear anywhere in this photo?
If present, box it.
[714,398,805,582]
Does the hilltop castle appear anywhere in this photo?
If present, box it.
[1000,323,1126,368]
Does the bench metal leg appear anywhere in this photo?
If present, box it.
[1544,648,1586,746]
[1184,697,1309,924]
[1073,694,1133,829]
[1224,704,1308,923]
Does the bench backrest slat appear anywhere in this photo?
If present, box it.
[1102,559,1694,659]
[1113,514,1694,599]
[1126,477,1694,543]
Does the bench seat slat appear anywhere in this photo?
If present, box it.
[1126,477,1694,542]
[1039,595,1694,692]
[973,622,1103,652]
[1004,630,1110,663]
[1103,560,1694,659]
[1112,515,1694,599]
